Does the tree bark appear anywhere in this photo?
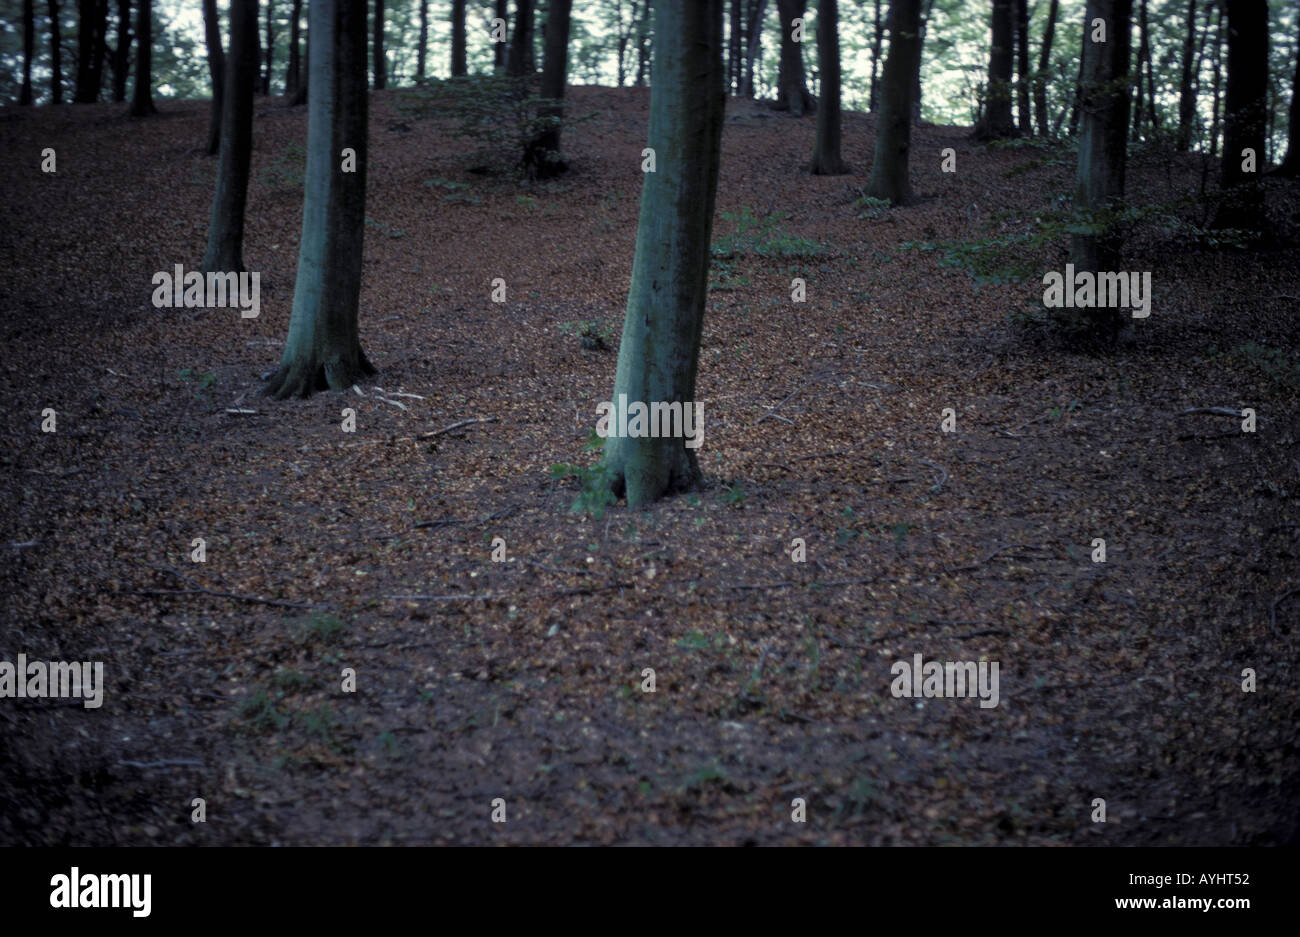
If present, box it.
[973,0,1016,138]
[289,44,308,104]
[129,0,153,115]
[774,0,814,114]
[1176,0,1198,149]
[1210,4,1223,156]
[110,0,129,102]
[203,0,224,155]
[451,0,467,76]
[810,0,847,173]
[1070,0,1131,343]
[21,0,35,105]
[867,0,922,203]
[869,0,882,111]
[415,0,426,79]
[604,0,725,507]
[1213,0,1268,230]
[287,0,302,94]
[528,0,572,177]
[1015,0,1031,134]
[47,0,63,104]
[372,0,385,89]
[1034,0,1058,136]
[508,0,534,77]
[265,0,375,399]
[204,0,258,274]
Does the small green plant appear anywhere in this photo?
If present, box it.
[550,432,617,518]
[259,141,307,190]
[271,668,315,692]
[238,688,289,733]
[718,481,747,508]
[853,193,892,219]
[711,205,829,259]
[177,367,216,391]
[297,612,347,646]
[557,319,614,351]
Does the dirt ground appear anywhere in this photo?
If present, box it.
[1,86,1298,845]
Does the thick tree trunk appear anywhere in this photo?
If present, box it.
[1275,16,1300,175]
[265,0,375,399]
[203,0,224,155]
[1213,0,1268,230]
[604,0,725,507]
[129,0,153,115]
[1070,0,1131,343]
[204,0,258,275]
[110,0,129,102]
[1034,0,1058,136]
[810,0,847,173]
[973,0,1015,138]
[742,0,763,96]
[47,0,63,104]
[287,0,302,94]
[263,0,274,94]
[866,0,922,203]
[494,0,508,72]
[869,0,882,111]
[21,0,35,105]
[508,0,534,77]
[774,0,814,114]
[528,0,571,177]
[372,0,385,89]
[451,0,467,76]
[1015,0,1031,134]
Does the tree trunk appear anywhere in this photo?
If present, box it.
[742,0,764,96]
[110,0,129,102]
[21,0,35,105]
[1132,0,1148,139]
[1275,15,1300,175]
[129,0,153,115]
[973,0,1015,138]
[415,0,426,79]
[508,0,534,77]
[636,0,653,86]
[287,0,302,94]
[1210,4,1223,156]
[1070,0,1131,343]
[494,0,508,72]
[729,0,742,93]
[603,0,725,507]
[911,0,932,123]
[203,0,224,155]
[265,0,375,399]
[1068,35,1084,134]
[263,0,274,94]
[204,0,258,274]
[810,0,847,173]
[372,0,385,89]
[869,0,882,111]
[866,0,922,203]
[1213,0,1268,230]
[289,44,308,104]
[90,0,109,99]
[47,0,63,104]
[74,0,98,102]
[774,0,814,114]
[1034,0,1058,136]
[1015,0,1031,134]
[1177,0,1196,149]
[451,0,467,76]
[528,0,571,177]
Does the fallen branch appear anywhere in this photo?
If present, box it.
[122,588,318,609]
[1174,406,1249,419]
[118,759,204,770]
[420,416,498,438]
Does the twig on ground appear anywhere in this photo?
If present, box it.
[420,416,498,438]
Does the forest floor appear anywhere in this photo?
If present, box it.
[2,86,1298,845]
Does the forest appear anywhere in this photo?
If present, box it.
[0,0,1297,850]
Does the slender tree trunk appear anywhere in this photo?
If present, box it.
[973,0,1015,138]
[289,43,308,104]
[528,0,571,177]
[774,0,814,113]
[90,0,109,99]
[21,0,35,105]
[203,0,224,155]
[508,0,534,77]
[636,0,653,86]
[1015,0,1031,134]
[415,0,426,79]
[1177,0,1196,149]
[869,0,882,111]
[1210,4,1223,156]
[110,0,129,102]
[451,0,467,75]
[129,0,153,115]
[1034,0,1058,136]
[743,0,764,96]
[1275,15,1300,175]
[47,0,63,104]
[729,0,742,94]
[494,0,508,72]
[810,0,847,173]
[604,0,725,507]
[866,0,922,203]
[1214,0,1268,230]
[372,0,385,89]
[204,0,258,274]
[263,0,274,94]
[265,0,375,399]
[1068,37,1084,133]
[1070,0,1131,343]
[1132,0,1148,139]
[912,0,931,123]
[74,0,97,101]
[287,0,302,94]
